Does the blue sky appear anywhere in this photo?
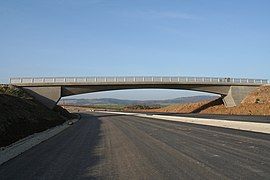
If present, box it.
[0,0,269,100]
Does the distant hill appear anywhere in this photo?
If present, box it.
[59,95,218,106]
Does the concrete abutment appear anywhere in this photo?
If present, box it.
[23,86,62,109]
[222,86,258,107]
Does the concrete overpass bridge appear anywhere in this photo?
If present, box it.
[10,76,269,109]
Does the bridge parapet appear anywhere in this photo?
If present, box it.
[10,76,269,86]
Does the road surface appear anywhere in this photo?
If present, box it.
[1,112,270,179]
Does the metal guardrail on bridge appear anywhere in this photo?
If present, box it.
[9,77,269,85]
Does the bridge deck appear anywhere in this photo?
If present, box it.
[10,77,268,86]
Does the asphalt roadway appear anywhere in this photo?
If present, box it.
[0,112,270,180]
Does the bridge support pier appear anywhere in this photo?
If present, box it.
[222,86,257,107]
[23,86,62,109]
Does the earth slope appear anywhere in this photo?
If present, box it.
[0,85,75,147]
[139,86,270,116]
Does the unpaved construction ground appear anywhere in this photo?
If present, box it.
[134,86,270,116]
[1,112,269,179]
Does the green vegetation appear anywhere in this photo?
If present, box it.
[124,104,162,110]
[69,104,126,111]
[0,85,30,98]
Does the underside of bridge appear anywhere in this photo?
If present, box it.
[22,84,259,109]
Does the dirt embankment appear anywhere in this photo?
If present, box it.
[0,85,76,147]
[128,86,270,116]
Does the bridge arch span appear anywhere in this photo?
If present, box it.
[61,84,230,97]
